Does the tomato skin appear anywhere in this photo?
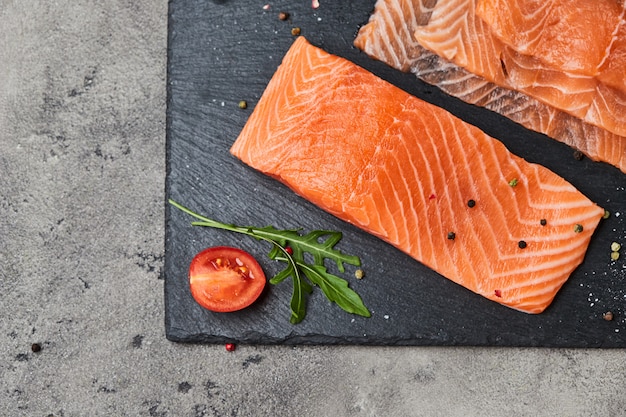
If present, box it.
[189,246,266,313]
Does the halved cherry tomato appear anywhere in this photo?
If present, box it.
[189,246,266,312]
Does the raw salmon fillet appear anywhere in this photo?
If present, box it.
[231,37,605,313]
[413,0,626,137]
[354,0,626,173]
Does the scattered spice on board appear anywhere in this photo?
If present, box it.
[278,11,289,21]
[225,343,236,352]
[291,27,301,36]
[603,210,611,219]
[611,242,621,252]
[312,0,320,8]
[573,150,584,161]
[611,251,620,261]
[354,269,364,280]
[31,343,42,353]
[603,311,614,321]
[238,100,247,109]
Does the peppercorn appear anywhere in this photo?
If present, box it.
[574,224,584,233]
[573,150,584,161]
[467,199,476,208]
[603,210,610,219]
[611,251,620,261]
[611,242,621,252]
[291,27,301,36]
[354,269,364,280]
[278,11,290,20]
[603,311,614,321]
[31,343,42,353]
[238,100,247,109]
[447,232,456,240]
[508,178,519,187]
[540,219,547,226]
[518,240,527,249]
[225,343,236,352]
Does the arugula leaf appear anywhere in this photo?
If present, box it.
[169,199,370,323]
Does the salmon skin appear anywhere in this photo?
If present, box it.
[354,0,626,173]
[231,37,605,314]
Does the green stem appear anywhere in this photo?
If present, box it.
[169,198,301,281]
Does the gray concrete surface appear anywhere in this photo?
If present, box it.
[1,1,625,416]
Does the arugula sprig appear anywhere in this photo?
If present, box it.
[169,199,371,323]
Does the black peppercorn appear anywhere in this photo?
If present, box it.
[573,150,584,161]
[518,240,527,249]
[447,232,456,240]
[540,219,547,226]
[467,199,476,208]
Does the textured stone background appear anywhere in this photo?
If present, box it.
[1,1,625,416]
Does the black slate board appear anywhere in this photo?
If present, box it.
[165,0,626,347]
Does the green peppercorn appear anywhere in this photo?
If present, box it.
[508,178,519,187]
[238,100,248,109]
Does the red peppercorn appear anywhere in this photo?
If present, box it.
[285,246,294,255]
[494,289,502,298]
[225,343,236,352]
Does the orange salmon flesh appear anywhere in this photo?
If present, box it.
[230,37,605,313]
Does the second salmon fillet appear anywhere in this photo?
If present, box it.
[230,37,605,314]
